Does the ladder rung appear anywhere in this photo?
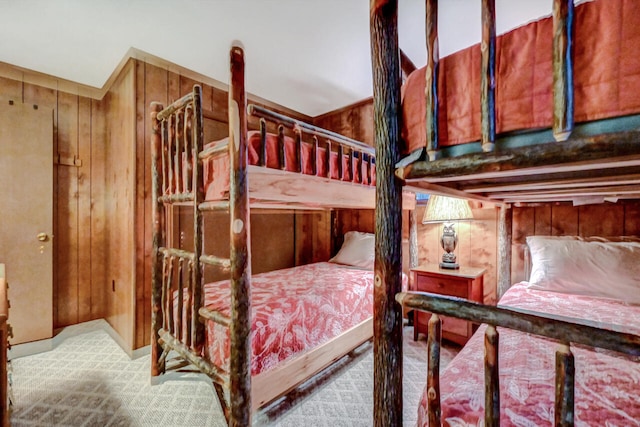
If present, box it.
[199,201,230,212]
[200,255,231,270]
[199,142,229,160]
[160,247,196,261]
[199,307,231,327]
[159,193,195,204]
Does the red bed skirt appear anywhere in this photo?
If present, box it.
[401,0,640,154]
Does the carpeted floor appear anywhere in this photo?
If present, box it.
[9,319,459,427]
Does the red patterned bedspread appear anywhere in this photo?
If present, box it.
[417,282,640,426]
[203,262,390,376]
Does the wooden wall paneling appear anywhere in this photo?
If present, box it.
[0,76,22,104]
[180,76,199,101]
[533,204,552,235]
[294,212,332,266]
[511,206,534,285]
[416,205,441,266]
[200,83,213,111]
[210,82,229,119]
[624,202,640,235]
[313,99,374,146]
[456,219,472,271]
[55,91,80,327]
[251,213,295,274]
[313,211,331,262]
[469,207,498,304]
[551,204,578,235]
[294,212,311,266]
[578,204,624,236]
[167,71,180,103]
[105,62,137,350]
[90,98,107,320]
[77,96,93,323]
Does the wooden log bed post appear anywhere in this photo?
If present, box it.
[480,0,496,153]
[485,325,500,426]
[150,102,165,377]
[425,0,439,161]
[552,0,575,141]
[426,315,442,425]
[555,343,575,426]
[370,0,404,425]
[229,43,252,426]
[497,203,512,299]
[191,86,205,353]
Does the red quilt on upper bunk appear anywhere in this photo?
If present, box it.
[203,131,375,200]
[416,282,640,426]
[401,0,640,154]
[202,262,377,376]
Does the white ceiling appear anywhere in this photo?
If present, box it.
[0,0,555,117]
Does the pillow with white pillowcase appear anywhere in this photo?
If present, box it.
[526,235,640,304]
[329,231,375,270]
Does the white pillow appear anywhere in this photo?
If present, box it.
[329,231,375,270]
[526,236,640,303]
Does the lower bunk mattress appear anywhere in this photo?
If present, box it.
[203,131,375,200]
[202,262,377,376]
[417,282,640,426]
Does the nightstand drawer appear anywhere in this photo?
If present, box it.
[410,264,486,346]
[416,275,468,298]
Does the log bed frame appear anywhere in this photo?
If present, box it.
[150,46,416,426]
[370,0,640,425]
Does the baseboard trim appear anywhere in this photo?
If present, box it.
[9,319,149,360]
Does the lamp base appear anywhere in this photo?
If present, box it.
[439,261,460,270]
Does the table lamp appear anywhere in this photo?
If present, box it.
[422,195,474,269]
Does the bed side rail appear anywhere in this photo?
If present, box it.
[396,291,640,426]
[246,104,375,184]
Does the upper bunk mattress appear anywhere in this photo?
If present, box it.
[402,0,640,154]
[203,131,375,201]
[201,262,377,376]
[416,282,640,426]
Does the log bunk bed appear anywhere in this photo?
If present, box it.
[150,46,414,425]
[370,0,640,426]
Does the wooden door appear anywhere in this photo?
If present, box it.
[0,102,53,344]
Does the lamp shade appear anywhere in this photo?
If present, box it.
[422,195,473,223]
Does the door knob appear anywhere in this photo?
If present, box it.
[37,232,49,242]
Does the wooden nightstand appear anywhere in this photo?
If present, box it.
[411,263,485,346]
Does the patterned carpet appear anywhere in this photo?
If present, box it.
[9,320,459,427]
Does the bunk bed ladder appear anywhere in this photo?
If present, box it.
[151,85,237,423]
